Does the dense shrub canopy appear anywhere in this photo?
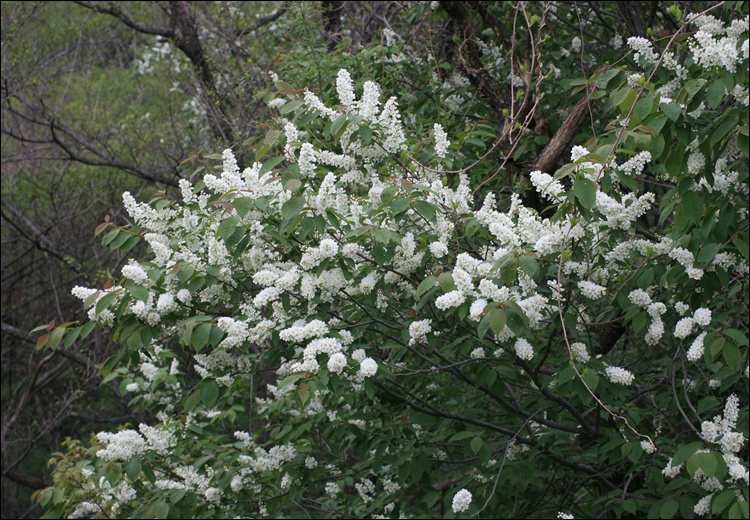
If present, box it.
[4,1,747,519]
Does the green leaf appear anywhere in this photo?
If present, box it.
[192,323,211,353]
[661,102,682,121]
[63,326,81,348]
[298,381,310,404]
[279,99,302,115]
[127,284,149,303]
[686,451,717,478]
[416,276,438,299]
[712,489,737,515]
[201,381,219,407]
[477,310,492,339]
[278,373,305,389]
[681,191,702,224]
[233,197,254,218]
[696,243,721,266]
[391,197,411,216]
[470,436,484,455]
[218,216,238,241]
[518,256,539,278]
[154,500,169,519]
[582,369,599,393]
[281,196,305,221]
[733,237,749,260]
[723,328,749,346]
[437,272,455,292]
[47,327,66,350]
[331,113,349,139]
[488,308,506,336]
[259,156,285,175]
[170,488,187,505]
[711,114,739,148]
[671,441,703,467]
[574,178,597,210]
[706,79,725,108]
[184,387,201,413]
[413,200,437,222]
[723,341,741,370]
[633,97,654,123]
[101,228,120,246]
[729,501,749,519]
[125,459,141,481]
[498,256,518,286]
[95,292,118,316]
[660,499,679,519]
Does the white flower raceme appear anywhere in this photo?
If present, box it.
[358,358,378,378]
[327,352,347,374]
[570,342,590,363]
[578,280,606,299]
[336,69,356,107]
[452,488,472,513]
[693,308,712,327]
[435,290,466,310]
[122,262,148,285]
[96,429,147,461]
[429,241,448,258]
[629,288,652,307]
[529,170,565,201]
[606,366,634,385]
[409,319,432,345]
[514,338,534,360]
[433,123,450,158]
[686,331,707,362]
[674,317,695,339]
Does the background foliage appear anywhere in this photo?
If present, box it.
[1,1,748,518]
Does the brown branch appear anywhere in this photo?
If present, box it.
[73,1,172,37]
[533,85,595,174]
[169,1,234,142]
[235,3,290,37]
[2,470,52,490]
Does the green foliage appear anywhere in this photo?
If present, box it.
[28,2,750,519]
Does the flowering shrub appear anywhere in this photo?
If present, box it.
[35,6,748,519]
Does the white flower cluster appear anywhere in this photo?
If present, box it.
[530,170,566,202]
[618,151,651,176]
[605,366,635,385]
[570,342,590,363]
[669,247,704,281]
[578,280,606,299]
[452,488,472,513]
[514,338,534,360]
[628,36,659,64]
[358,358,378,378]
[96,429,147,461]
[122,262,149,285]
[409,319,432,345]
[433,123,450,158]
[689,15,749,73]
